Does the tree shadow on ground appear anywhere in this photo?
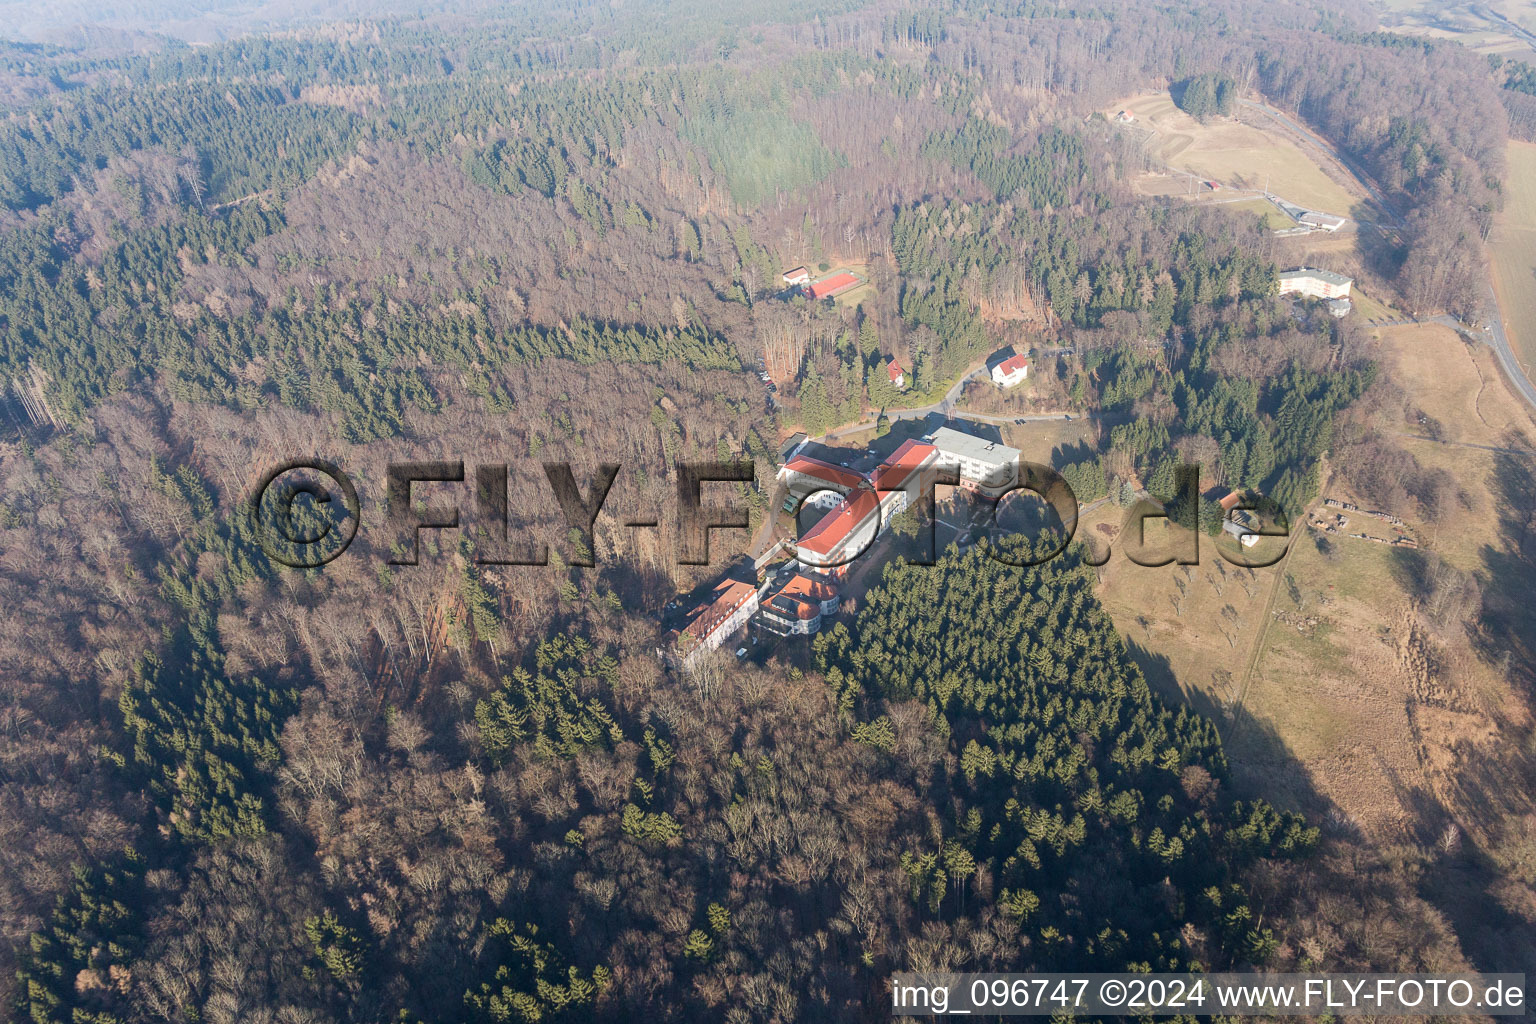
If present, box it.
[1125,640,1333,821]
[1352,220,1407,292]
[1049,438,1096,468]
[1422,442,1536,973]
[1124,634,1529,974]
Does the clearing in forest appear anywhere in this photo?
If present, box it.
[1096,323,1536,854]
[1113,91,1364,219]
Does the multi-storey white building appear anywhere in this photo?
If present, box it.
[776,454,865,513]
[1278,268,1353,300]
[757,572,840,636]
[670,579,760,667]
[794,440,938,576]
[924,426,1021,499]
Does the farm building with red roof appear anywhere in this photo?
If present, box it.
[808,272,860,300]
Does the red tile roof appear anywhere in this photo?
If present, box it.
[797,488,880,558]
[767,594,821,620]
[782,455,865,492]
[870,440,936,492]
[1204,487,1245,512]
[887,359,905,382]
[809,272,859,299]
[997,353,1029,376]
[678,579,756,645]
[776,573,838,604]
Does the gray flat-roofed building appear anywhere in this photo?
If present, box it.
[778,432,809,463]
[924,426,1021,498]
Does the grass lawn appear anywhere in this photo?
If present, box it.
[1112,91,1363,216]
[1216,197,1282,230]
[1350,288,1399,324]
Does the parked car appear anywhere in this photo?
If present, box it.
[735,647,748,658]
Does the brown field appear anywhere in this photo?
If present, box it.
[1380,0,1536,61]
[1491,141,1536,379]
[1096,323,1536,862]
[1112,92,1364,217]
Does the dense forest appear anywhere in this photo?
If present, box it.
[0,0,1521,1019]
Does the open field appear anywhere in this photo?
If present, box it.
[1096,323,1536,857]
[1379,0,1536,61]
[1001,416,1096,461]
[1490,141,1536,379]
[1213,196,1282,230]
[1112,92,1365,218]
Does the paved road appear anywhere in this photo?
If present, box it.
[1427,301,1536,412]
[1355,305,1536,417]
[1475,3,1536,48]
[822,406,1074,441]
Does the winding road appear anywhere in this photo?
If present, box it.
[1474,4,1536,49]
[1428,301,1536,413]
[1234,100,1536,416]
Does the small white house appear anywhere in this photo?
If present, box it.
[781,266,810,287]
[991,352,1030,388]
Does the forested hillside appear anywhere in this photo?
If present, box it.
[815,542,1316,971]
[0,0,1517,1020]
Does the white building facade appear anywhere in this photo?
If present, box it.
[674,580,760,667]
[925,426,1022,499]
[1278,268,1353,300]
[991,353,1030,388]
